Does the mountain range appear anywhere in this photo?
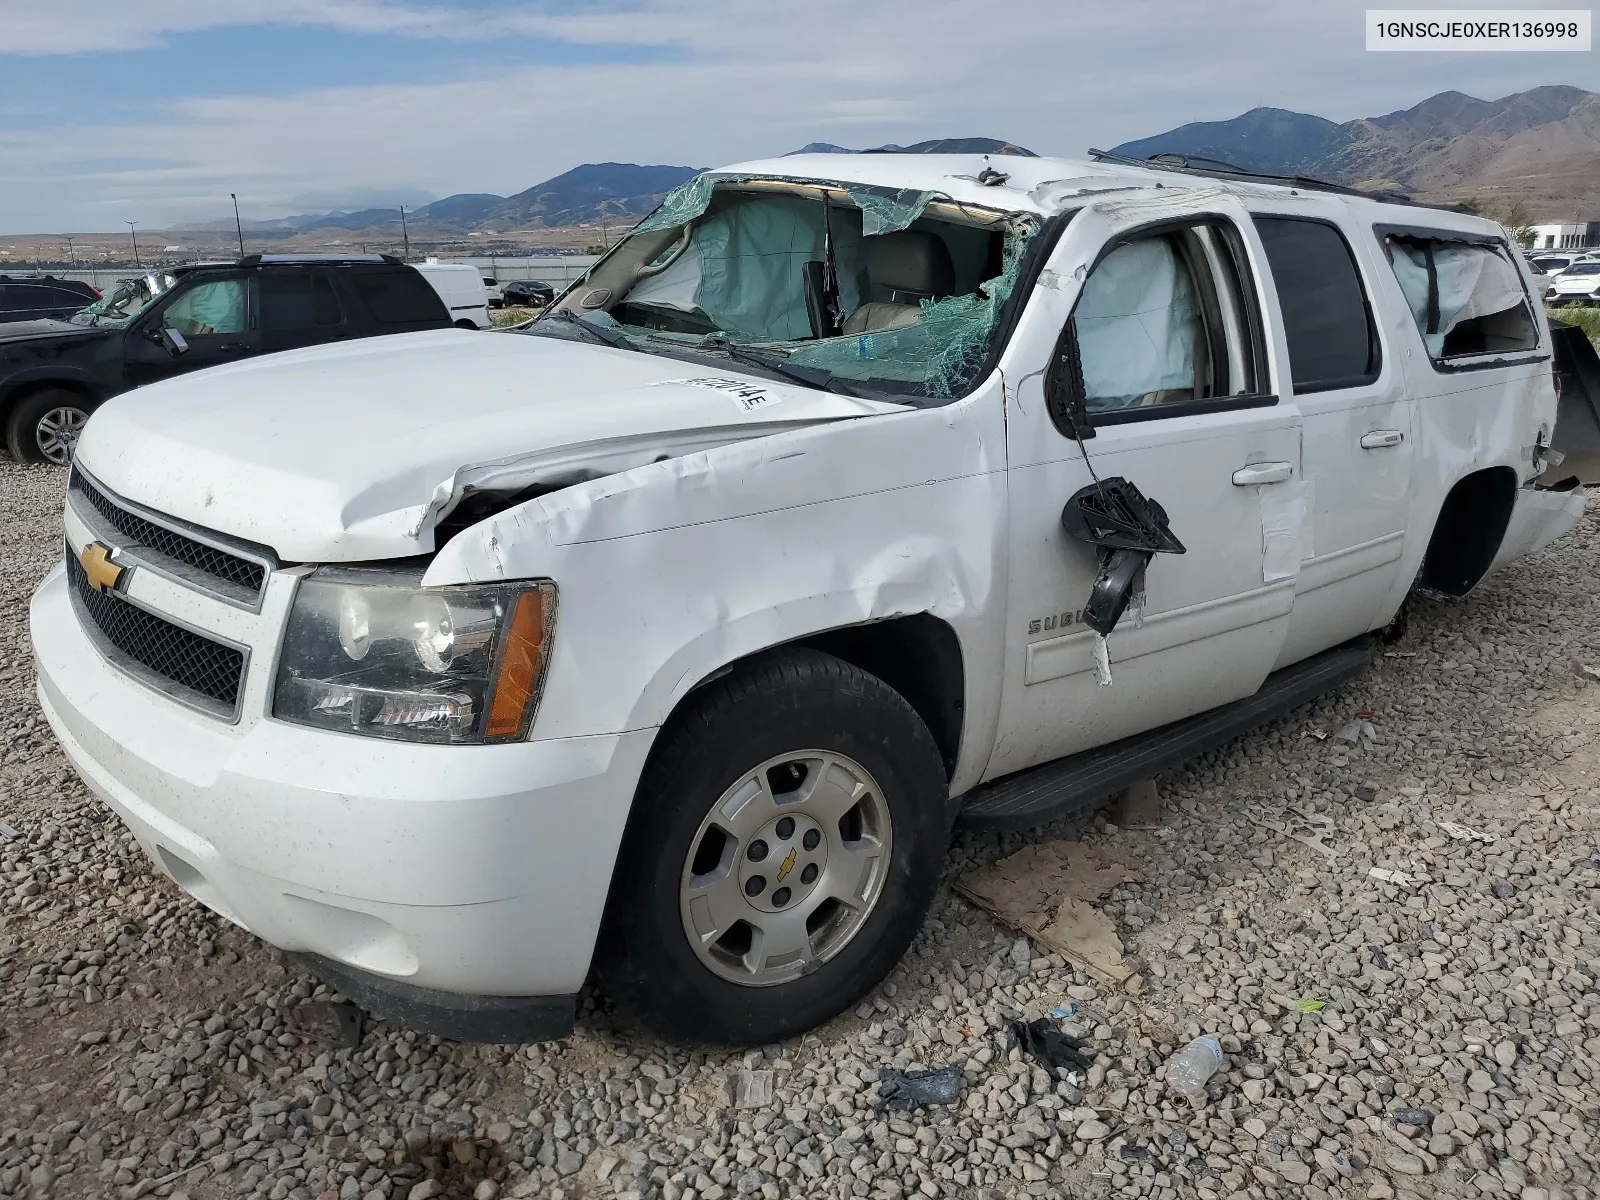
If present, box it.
[190,90,1599,240]
[198,139,1032,237]
[1110,84,1600,217]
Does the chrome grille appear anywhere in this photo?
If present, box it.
[67,545,246,718]
[69,468,271,607]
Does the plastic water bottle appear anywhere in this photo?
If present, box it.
[1165,1035,1224,1097]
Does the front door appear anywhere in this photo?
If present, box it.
[124,274,257,388]
[1251,212,1415,665]
[989,194,1305,779]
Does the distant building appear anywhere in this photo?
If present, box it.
[1529,222,1599,250]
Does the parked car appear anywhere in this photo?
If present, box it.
[411,259,492,329]
[29,153,1592,1046]
[1529,252,1596,278]
[1550,261,1600,306]
[484,278,502,309]
[0,274,99,324]
[0,254,451,463]
[500,279,555,308]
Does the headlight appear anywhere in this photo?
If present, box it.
[272,570,557,744]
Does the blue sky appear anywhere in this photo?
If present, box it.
[1,0,1595,232]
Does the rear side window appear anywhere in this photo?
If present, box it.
[1255,217,1379,392]
[260,273,343,330]
[352,269,447,324]
[1383,234,1538,363]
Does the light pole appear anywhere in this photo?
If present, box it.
[399,205,410,261]
[63,236,78,271]
[126,221,141,269]
[231,193,245,258]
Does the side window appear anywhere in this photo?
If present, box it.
[1254,217,1379,392]
[161,279,247,336]
[1066,221,1262,419]
[1383,235,1538,362]
[260,274,343,330]
[352,269,447,324]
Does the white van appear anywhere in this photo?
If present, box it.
[412,259,491,329]
[30,153,1593,1046]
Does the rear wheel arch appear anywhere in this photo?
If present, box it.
[1419,467,1519,596]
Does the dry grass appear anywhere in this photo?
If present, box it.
[489,305,538,328]
[1549,304,1600,351]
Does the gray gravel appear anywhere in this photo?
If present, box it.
[1,453,1596,1200]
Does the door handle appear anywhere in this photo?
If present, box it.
[1360,429,1404,449]
[218,342,251,353]
[1231,461,1293,486]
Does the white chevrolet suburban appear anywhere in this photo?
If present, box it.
[29,152,1594,1046]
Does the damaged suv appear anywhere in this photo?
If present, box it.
[30,152,1593,1045]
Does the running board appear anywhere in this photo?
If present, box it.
[955,639,1372,833]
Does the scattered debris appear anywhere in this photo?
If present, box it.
[1009,1017,1094,1072]
[1164,1034,1224,1098]
[732,1069,773,1109]
[1295,996,1326,1014]
[1306,727,1330,741]
[285,1001,363,1049]
[956,842,1138,985]
[1333,719,1377,744]
[1355,708,1376,720]
[1245,803,1338,858]
[1383,651,1417,659]
[1436,819,1496,843]
[1049,1002,1078,1020]
[0,821,19,842]
[878,1065,962,1111]
[1569,660,1600,682]
[1369,867,1414,886]
[1114,778,1162,828]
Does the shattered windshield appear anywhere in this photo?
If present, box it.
[69,275,168,328]
[531,177,1039,401]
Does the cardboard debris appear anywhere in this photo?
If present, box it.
[1436,819,1496,843]
[955,841,1136,986]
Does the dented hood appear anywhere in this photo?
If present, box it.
[76,328,904,561]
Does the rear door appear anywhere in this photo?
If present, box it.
[258,271,351,353]
[1251,212,1415,666]
[991,193,1305,778]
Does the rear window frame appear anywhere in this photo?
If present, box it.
[1251,213,1383,395]
[1373,222,1547,374]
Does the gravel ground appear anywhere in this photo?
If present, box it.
[1,454,1596,1200]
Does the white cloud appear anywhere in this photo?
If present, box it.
[1,0,1595,230]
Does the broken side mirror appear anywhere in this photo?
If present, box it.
[159,327,190,357]
[802,260,839,340]
[1060,478,1186,636]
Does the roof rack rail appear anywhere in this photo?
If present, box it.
[234,253,403,267]
[1085,148,1470,212]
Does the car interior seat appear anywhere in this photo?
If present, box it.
[841,230,956,336]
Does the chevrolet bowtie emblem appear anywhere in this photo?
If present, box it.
[79,541,125,593]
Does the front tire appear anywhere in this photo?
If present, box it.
[598,648,950,1044]
[6,388,91,464]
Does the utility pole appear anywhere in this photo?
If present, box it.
[126,221,141,269]
[399,205,410,261]
[63,236,78,271]
[231,193,245,258]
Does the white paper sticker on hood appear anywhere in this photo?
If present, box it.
[655,376,781,412]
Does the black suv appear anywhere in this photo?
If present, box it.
[0,254,452,463]
[0,274,100,324]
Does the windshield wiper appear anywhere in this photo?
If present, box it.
[697,334,862,396]
[534,309,637,349]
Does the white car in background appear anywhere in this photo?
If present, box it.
[1551,260,1600,306]
[411,259,492,329]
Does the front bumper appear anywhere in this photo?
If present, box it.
[31,562,654,1034]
